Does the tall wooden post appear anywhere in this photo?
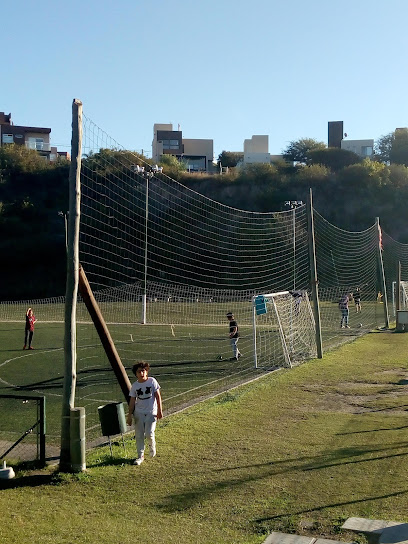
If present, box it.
[307,189,323,358]
[60,99,82,471]
[376,217,389,328]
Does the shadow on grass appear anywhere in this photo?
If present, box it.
[337,424,408,435]
[0,473,55,489]
[154,442,408,513]
[249,489,408,534]
[86,455,133,468]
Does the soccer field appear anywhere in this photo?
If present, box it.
[0,294,386,455]
[0,319,261,448]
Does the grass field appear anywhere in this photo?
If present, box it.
[0,296,386,451]
[1,329,408,544]
[0,319,263,447]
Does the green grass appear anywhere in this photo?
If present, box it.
[0,294,386,446]
[0,320,263,443]
[1,330,408,544]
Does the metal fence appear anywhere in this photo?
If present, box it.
[0,394,47,466]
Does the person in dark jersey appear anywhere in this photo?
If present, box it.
[226,312,241,360]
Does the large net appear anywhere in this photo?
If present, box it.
[313,211,385,349]
[2,111,408,449]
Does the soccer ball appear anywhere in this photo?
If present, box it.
[359,323,363,328]
[217,355,223,360]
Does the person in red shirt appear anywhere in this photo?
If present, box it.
[23,307,37,350]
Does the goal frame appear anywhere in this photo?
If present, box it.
[252,290,316,369]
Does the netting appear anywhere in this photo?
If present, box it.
[80,117,311,294]
[382,231,408,315]
[3,111,408,446]
[253,291,317,368]
[73,114,314,426]
[313,211,385,349]
[401,281,408,309]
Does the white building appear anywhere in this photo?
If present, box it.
[341,138,374,158]
[243,135,271,164]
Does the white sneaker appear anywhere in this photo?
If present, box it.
[133,454,144,465]
[149,445,156,458]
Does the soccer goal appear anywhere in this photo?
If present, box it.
[252,290,317,369]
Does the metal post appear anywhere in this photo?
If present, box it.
[307,189,323,358]
[293,208,296,290]
[397,261,401,313]
[252,299,258,369]
[272,297,292,368]
[142,175,149,324]
[376,217,389,328]
[39,396,46,467]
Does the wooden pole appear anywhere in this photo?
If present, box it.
[307,188,323,358]
[60,99,82,471]
[376,217,389,328]
[78,265,131,402]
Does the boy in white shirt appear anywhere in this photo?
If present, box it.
[126,361,163,466]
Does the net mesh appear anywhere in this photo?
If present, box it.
[2,112,408,444]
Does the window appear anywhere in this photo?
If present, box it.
[27,137,44,150]
[35,138,44,150]
[361,146,373,156]
[162,139,181,150]
[2,134,13,143]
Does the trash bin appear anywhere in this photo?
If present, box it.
[98,402,127,437]
[396,310,408,332]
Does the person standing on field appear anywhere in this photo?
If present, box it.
[353,287,362,313]
[339,294,351,329]
[23,307,37,350]
[227,312,241,360]
[126,361,163,466]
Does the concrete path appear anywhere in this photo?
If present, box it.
[342,517,408,544]
[263,532,355,544]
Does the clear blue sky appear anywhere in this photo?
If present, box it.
[4,0,408,159]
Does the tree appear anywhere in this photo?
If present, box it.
[217,151,244,168]
[374,132,394,163]
[337,159,389,190]
[390,128,408,166]
[375,129,408,166]
[159,154,188,177]
[282,138,326,163]
[296,164,331,185]
[308,147,362,171]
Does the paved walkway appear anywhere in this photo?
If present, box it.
[342,517,408,544]
[263,532,355,544]
[263,518,408,544]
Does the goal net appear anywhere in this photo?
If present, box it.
[253,290,317,369]
[400,281,408,310]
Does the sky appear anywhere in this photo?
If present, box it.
[3,0,408,160]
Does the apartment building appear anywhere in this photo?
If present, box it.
[328,121,373,158]
[0,112,69,161]
[152,123,214,172]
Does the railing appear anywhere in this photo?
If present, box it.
[25,141,51,152]
[0,395,47,466]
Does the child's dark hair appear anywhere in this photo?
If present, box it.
[132,361,150,375]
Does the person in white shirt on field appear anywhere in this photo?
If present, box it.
[127,361,163,466]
